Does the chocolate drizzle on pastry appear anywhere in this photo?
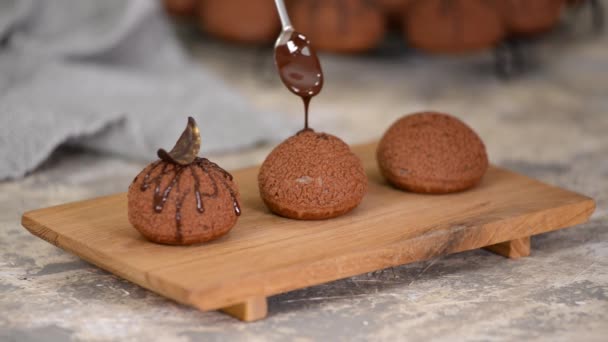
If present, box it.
[138,158,241,240]
[136,117,240,241]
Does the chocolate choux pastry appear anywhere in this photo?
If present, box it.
[375,0,413,29]
[375,0,413,15]
[498,0,565,36]
[377,112,488,193]
[289,0,386,53]
[258,130,367,220]
[404,0,505,53]
[128,118,241,245]
[198,0,280,44]
[163,0,199,17]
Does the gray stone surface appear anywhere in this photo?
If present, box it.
[1,16,608,342]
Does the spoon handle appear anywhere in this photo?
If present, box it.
[274,0,293,30]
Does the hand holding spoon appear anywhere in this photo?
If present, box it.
[273,0,324,131]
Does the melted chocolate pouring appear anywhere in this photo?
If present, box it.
[275,31,323,131]
[137,158,241,242]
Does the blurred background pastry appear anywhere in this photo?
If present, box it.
[163,0,199,17]
[498,0,566,36]
[404,0,505,53]
[288,0,386,53]
[198,0,280,44]
[163,0,597,56]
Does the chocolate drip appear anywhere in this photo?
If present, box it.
[303,96,311,131]
[193,160,220,214]
[205,159,234,181]
[274,30,323,131]
[137,158,241,241]
[210,164,242,217]
[173,177,190,242]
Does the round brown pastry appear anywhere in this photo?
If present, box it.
[374,0,413,29]
[375,0,413,15]
[163,0,199,17]
[198,0,280,44]
[497,0,565,36]
[289,0,386,53]
[377,112,488,193]
[404,0,505,53]
[128,118,241,245]
[258,130,368,220]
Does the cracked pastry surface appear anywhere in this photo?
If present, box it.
[377,111,488,193]
[258,130,367,220]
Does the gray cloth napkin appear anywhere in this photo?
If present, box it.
[0,0,291,180]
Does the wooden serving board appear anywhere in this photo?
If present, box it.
[21,143,595,322]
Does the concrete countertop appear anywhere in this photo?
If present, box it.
[1,21,607,341]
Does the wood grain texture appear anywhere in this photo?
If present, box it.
[21,142,595,320]
[485,237,531,259]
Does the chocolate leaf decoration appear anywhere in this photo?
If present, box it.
[157,117,201,165]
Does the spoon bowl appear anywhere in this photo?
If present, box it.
[272,0,324,130]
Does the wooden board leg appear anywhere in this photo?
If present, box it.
[485,236,531,259]
[220,296,268,322]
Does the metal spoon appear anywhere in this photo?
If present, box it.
[274,0,294,47]
[272,0,324,130]
[272,0,323,98]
